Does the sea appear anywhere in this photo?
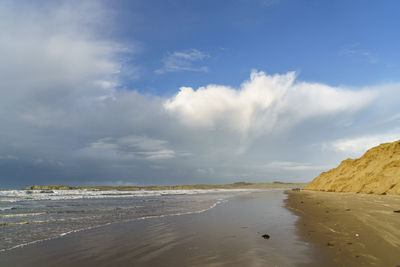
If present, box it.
[0,188,258,252]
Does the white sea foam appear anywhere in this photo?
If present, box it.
[0,206,15,211]
[0,212,46,218]
[0,189,259,202]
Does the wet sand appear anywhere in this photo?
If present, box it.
[286,190,400,266]
[0,191,324,266]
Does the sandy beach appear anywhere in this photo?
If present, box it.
[3,189,399,266]
[286,190,400,266]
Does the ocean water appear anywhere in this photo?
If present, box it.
[0,190,319,266]
[0,188,258,251]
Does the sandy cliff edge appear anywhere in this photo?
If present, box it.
[305,140,400,194]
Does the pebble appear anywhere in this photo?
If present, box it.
[262,234,270,239]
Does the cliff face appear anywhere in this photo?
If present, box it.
[305,140,400,195]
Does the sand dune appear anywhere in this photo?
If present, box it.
[305,140,400,194]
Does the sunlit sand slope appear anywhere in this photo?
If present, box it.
[306,140,400,194]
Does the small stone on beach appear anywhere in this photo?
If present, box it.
[262,234,270,239]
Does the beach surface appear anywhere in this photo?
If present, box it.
[0,190,323,266]
[286,190,400,266]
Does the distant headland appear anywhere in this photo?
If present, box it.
[24,181,306,191]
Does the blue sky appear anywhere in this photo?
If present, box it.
[1,0,400,188]
[109,0,400,92]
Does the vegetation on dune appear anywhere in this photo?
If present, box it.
[24,185,74,190]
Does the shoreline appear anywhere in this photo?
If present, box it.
[0,197,228,253]
[285,190,400,266]
[0,191,317,266]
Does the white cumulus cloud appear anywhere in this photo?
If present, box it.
[164,71,376,133]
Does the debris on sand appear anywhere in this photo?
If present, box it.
[262,234,270,239]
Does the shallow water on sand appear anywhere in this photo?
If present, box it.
[0,189,253,251]
[0,190,316,266]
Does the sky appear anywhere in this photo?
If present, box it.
[1,0,400,188]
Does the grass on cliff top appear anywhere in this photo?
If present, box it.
[24,182,307,191]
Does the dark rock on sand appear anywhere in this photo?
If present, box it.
[262,234,270,239]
